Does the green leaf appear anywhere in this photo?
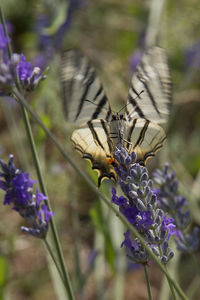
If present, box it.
[35,113,51,145]
[0,256,9,300]
[0,256,8,286]
[90,201,115,272]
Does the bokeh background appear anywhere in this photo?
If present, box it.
[0,0,200,299]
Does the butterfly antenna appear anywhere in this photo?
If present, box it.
[117,90,144,113]
[85,99,111,115]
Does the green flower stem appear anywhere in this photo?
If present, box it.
[13,88,189,300]
[156,233,177,300]
[18,103,75,300]
[165,265,177,300]
[0,8,75,300]
[143,265,153,300]
[44,238,65,285]
[19,103,75,300]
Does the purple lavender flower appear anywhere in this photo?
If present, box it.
[184,41,200,69]
[16,54,46,91]
[174,227,199,253]
[0,52,20,95]
[54,0,84,48]
[153,163,199,253]
[129,31,146,72]
[0,23,45,95]
[0,24,19,95]
[0,155,55,238]
[34,0,83,68]
[0,23,9,61]
[112,147,175,264]
[4,172,36,207]
[129,50,143,72]
[121,230,150,264]
[0,154,18,189]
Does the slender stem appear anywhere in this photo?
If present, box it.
[143,264,153,300]
[0,7,12,59]
[19,104,75,300]
[12,88,189,300]
[165,266,177,300]
[159,250,180,300]
[155,235,177,300]
[44,239,65,285]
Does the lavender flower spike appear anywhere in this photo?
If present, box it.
[17,54,46,91]
[0,23,45,95]
[0,24,20,95]
[112,147,175,265]
[0,155,55,239]
[153,163,199,253]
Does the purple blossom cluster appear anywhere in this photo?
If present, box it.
[0,155,55,238]
[0,23,9,61]
[184,41,200,69]
[112,147,175,264]
[153,164,199,253]
[16,54,45,91]
[129,31,145,72]
[34,0,83,69]
[129,50,143,72]
[0,23,45,95]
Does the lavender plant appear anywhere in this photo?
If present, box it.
[112,147,175,265]
[0,155,55,238]
[34,0,83,68]
[111,146,200,299]
[153,163,199,253]
[184,41,200,70]
[0,24,45,94]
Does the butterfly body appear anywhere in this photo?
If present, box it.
[109,113,125,149]
[60,48,172,186]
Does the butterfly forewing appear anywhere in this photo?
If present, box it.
[125,47,172,124]
[60,50,111,125]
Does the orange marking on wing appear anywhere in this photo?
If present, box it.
[106,157,115,165]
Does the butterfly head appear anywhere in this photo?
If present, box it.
[111,112,124,121]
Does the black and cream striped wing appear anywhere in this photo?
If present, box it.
[124,118,166,162]
[71,119,116,185]
[125,47,172,124]
[60,50,111,125]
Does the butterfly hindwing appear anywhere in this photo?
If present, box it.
[71,119,116,185]
[124,119,166,162]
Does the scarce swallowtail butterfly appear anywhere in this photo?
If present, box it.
[60,47,172,186]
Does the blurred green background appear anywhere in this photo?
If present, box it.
[0,0,200,299]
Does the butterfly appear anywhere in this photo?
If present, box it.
[60,47,172,186]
